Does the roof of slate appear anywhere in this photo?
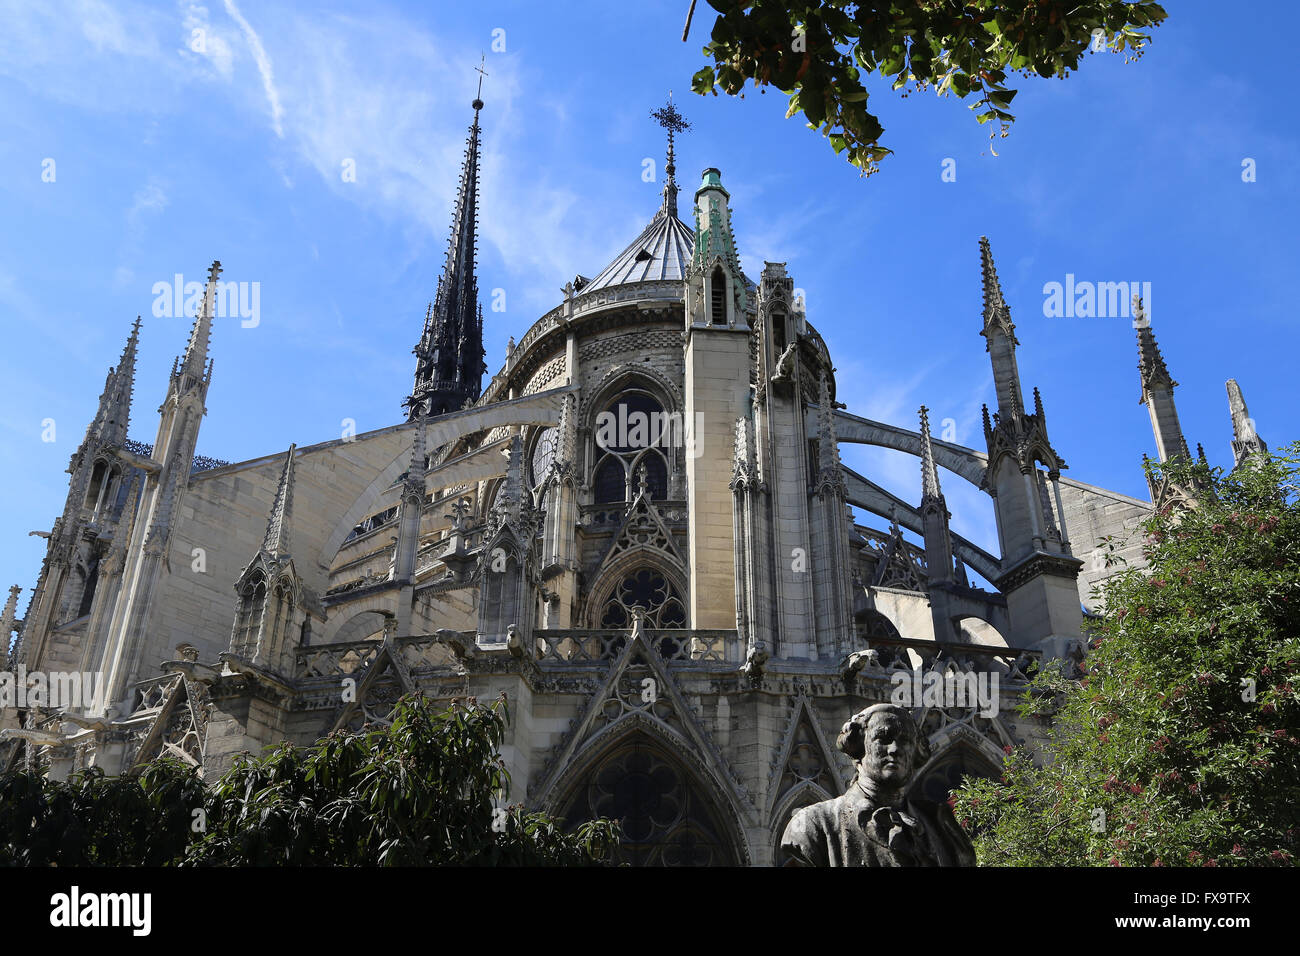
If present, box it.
[577,208,696,295]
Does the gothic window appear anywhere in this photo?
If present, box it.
[772,310,787,351]
[482,549,522,634]
[76,553,100,618]
[910,745,1000,804]
[710,266,727,325]
[599,566,686,629]
[232,571,267,656]
[591,390,671,504]
[560,737,740,866]
[593,457,625,504]
[530,426,558,489]
[633,451,668,501]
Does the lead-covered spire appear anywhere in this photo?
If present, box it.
[406,89,487,420]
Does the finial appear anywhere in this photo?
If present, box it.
[650,92,691,218]
[473,54,488,110]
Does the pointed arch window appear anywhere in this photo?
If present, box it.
[599,566,686,629]
[710,266,727,325]
[771,309,787,351]
[591,390,671,504]
[560,736,740,866]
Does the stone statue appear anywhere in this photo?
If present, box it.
[780,703,976,867]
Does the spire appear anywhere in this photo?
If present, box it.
[978,237,1023,417]
[0,585,20,669]
[406,86,486,420]
[650,93,691,220]
[89,317,141,448]
[1227,378,1268,467]
[262,445,296,555]
[1135,297,1176,394]
[1134,298,1189,462]
[919,406,943,503]
[180,261,221,382]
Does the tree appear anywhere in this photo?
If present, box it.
[0,754,203,865]
[951,446,1300,867]
[0,694,617,866]
[689,0,1167,175]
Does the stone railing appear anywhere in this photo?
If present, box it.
[853,635,1041,683]
[534,628,732,664]
[296,640,382,679]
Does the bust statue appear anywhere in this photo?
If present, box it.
[780,703,976,867]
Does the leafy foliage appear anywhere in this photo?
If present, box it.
[952,446,1300,866]
[0,757,202,866]
[691,0,1167,174]
[1,694,617,866]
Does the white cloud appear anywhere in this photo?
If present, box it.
[222,0,283,136]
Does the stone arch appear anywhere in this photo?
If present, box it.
[954,615,1009,647]
[769,779,834,866]
[909,736,1004,804]
[321,440,416,568]
[545,717,750,866]
[581,362,683,428]
[583,548,688,629]
[318,597,394,644]
[584,367,686,502]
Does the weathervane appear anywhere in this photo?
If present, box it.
[650,92,691,217]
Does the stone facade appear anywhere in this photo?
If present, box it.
[0,106,1271,866]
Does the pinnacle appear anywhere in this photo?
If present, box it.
[919,405,942,501]
[180,260,221,380]
[262,445,297,555]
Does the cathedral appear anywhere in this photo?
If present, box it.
[0,95,1272,866]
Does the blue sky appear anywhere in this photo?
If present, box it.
[1,0,1296,603]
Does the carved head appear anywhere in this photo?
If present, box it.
[837,704,928,790]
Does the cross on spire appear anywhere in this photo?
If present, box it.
[474,54,488,108]
[650,92,691,219]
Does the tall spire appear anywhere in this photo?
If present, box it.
[180,261,221,382]
[1227,378,1268,467]
[978,237,1024,417]
[406,79,487,420]
[262,445,296,556]
[650,93,691,220]
[91,316,141,448]
[1134,298,1189,462]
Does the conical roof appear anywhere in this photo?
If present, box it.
[578,208,695,296]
